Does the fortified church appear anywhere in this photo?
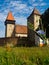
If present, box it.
[0,8,44,46]
[5,8,41,38]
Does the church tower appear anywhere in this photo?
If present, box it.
[5,12,15,37]
[27,8,41,44]
[27,8,41,31]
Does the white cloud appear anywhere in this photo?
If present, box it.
[40,3,46,6]
[8,1,28,14]
[28,0,36,3]
[0,30,5,37]
[0,13,5,37]
[10,1,27,10]
[33,3,38,6]
[0,13,6,22]
[28,0,36,5]
[8,0,33,16]
[10,1,20,7]
[32,2,47,7]
[15,17,27,26]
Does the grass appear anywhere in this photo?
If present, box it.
[0,47,49,65]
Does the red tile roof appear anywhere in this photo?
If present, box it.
[6,12,15,20]
[15,25,27,34]
[33,8,41,15]
[27,8,41,19]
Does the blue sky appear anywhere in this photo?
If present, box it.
[0,0,49,37]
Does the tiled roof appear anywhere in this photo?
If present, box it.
[33,8,41,15]
[27,8,41,19]
[6,12,15,20]
[15,25,27,34]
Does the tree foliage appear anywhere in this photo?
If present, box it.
[41,8,49,38]
[42,8,49,28]
[28,22,34,30]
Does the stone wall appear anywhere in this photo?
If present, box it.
[28,29,35,46]
[0,37,17,46]
[0,37,34,47]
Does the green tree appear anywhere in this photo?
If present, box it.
[42,8,49,29]
[41,8,49,38]
[28,22,34,30]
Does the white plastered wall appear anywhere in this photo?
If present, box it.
[34,15,40,31]
[6,24,15,37]
[15,34,27,37]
